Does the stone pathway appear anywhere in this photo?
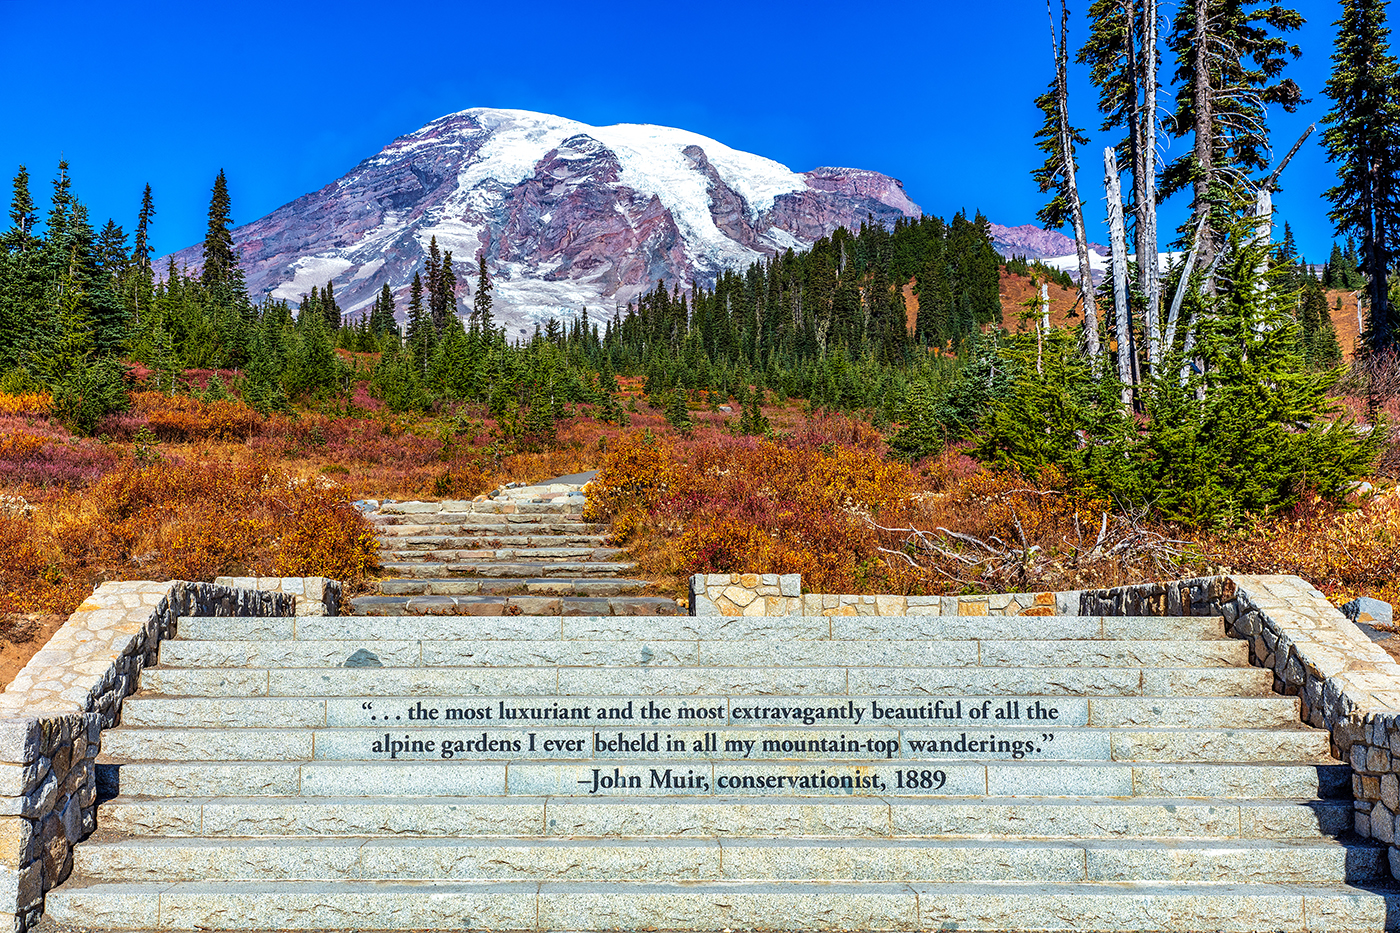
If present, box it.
[42,606,1400,930]
[351,475,680,617]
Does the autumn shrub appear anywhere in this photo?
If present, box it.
[0,459,380,615]
[1217,487,1400,607]
[0,393,52,416]
[0,429,119,488]
[130,392,262,442]
[588,429,916,593]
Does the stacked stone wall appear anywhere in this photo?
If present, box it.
[213,576,341,616]
[0,580,298,933]
[1082,574,1400,876]
[689,574,1080,617]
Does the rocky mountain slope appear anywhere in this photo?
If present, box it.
[162,109,922,333]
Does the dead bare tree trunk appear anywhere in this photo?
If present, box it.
[1191,0,1216,283]
[1049,0,1101,364]
[1106,147,1135,405]
[1123,0,1149,291]
[1165,214,1208,355]
[1140,0,1161,369]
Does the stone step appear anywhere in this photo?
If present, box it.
[371,514,595,530]
[153,638,1250,671]
[348,594,681,617]
[171,614,1228,643]
[97,760,1348,800]
[134,664,1276,699]
[378,560,640,578]
[374,502,585,518]
[382,533,611,549]
[378,546,627,562]
[116,694,1306,731]
[373,523,609,539]
[71,835,1389,884]
[44,878,1400,931]
[99,724,1335,765]
[93,794,1353,837]
[374,577,651,597]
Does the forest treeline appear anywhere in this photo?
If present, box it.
[0,159,1014,427]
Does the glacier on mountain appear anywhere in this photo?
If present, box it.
[161,108,920,332]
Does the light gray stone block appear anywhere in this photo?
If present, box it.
[101,728,312,762]
[563,615,829,641]
[175,617,295,641]
[267,668,557,698]
[106,762,302,798]
[718,838,1084,882]
[118,697,328,729]
[191,798,543,837]
[1342,595,1393,628]
[560,667,846,696]
[159,639,424,669]
[540,882,920,931]
[298,762,507,797]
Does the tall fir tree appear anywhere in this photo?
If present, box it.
[133,183,155,275]
[406,271,433,374]
[1164,0,1305,255]
[321,279,342,329]
[473,254,494,333]
[1321,0,1400,352]
[370,282,397,336]
[201,170,237,290]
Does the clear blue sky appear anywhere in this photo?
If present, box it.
[0,0,1378,264]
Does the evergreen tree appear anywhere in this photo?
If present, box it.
[132,183,155,276]
[241,324,289,415]
[473,254,494,333]
[321,279,342,329]
[1164,0,1305,251]
[1299,275,1344,367]
[8,166,35,239]
[1321,0,1400,351]
[406,272,433,373]
[369,282,397,336]
[201,170,237,290]
[426,236,445,332]
[664,387,694,435]
[437,252,458,333]
[737,388,770,436]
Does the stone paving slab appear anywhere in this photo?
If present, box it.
[89,793,1353,840]
[71,835,1387,885]
[154,637,1252,670]
[114,694,1306,730]
[97,724,1333,765]
[51,879,1400,933]
[169,613,1229,642]
[94,760,1350,801]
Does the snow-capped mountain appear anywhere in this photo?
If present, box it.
[162,108,921,332]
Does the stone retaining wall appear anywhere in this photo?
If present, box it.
[213,576,341,617]
[0,581,296,933]
[688,574,1080,617]
[1082,574,1400,877]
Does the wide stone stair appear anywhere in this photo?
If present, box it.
[44,610,1400,931]
[351,478,680,617]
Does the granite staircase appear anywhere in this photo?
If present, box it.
[351,481,679,617]
[44,610,1400,931]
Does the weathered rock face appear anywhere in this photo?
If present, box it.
[987,222,1107,263]
[160,108,922,333]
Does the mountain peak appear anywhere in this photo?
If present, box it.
[162,109,921,330]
